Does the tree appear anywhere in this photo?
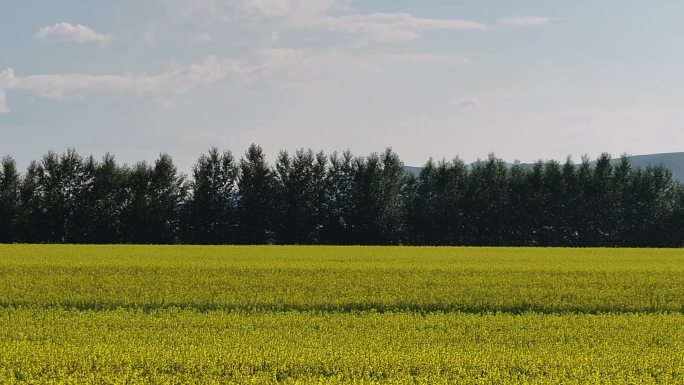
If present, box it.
[149,154,187,243]
[273,149,327,244]
[237,144,274,244]
[347,148,409,245]
[352,152,383,244]
[120,162,154,243]
[0,157,20,243]
[36,149,91,243]
[408,157,470,245]
[538,160,565,246]
[377,148,408,244]
[18,161,44,243]
[570,155,594,246]
[465,154,509,245]
[611,155,634,245]
[664,184,684,247]
[185,148,239,244]
[3,146,683,247]
[559,156,580,245]
[506,161,532,245]
[588,153,617,245]
[83,154,129,243]
[121,154,186,244]
[322,151,358,244]
[629,165,680,246]
[407,159,437,245]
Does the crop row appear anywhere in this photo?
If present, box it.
[1,246,683,314]
[1,309,683,384]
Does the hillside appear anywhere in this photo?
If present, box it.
[406,152,684,182]
[626,152,684,182]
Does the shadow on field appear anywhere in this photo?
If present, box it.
[0,302,679,314]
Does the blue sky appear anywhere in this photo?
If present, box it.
[1,0,683,171]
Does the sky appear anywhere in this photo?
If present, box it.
[1,0,683,172]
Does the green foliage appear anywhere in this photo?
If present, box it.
[120,154,186,244]
[186,147,239,244]
[17,161,42,242]
[273,149,328,244]
[82,154,129,243]
[0,156,20,242]
[237,144,275,244]
[322,151,357,244]
[35,149,92,243]
[0,147,683,246]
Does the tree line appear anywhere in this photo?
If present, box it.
[0,145,682,246]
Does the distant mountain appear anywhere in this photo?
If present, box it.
[404,166,423,177]
[623,152,684,182]
[404,152,684,182]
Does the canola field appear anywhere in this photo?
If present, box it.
[0,245,683,384]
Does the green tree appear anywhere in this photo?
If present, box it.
[465,154,509,245]
[629,165,680,246]
[664,184,684,246]
[84,154,129,243]
[611,155,634,245]
[36,149,91,243]
[237,144,274,244]
[121,154,186,244]
[121,162,153,243]
[0,156,21,243]
[18,161,44,243]
[569,155,594,246]
[352,152,383,244]
[558,156,579,245]
[589,153,617,245]
[538,160,566,246]
[150,154,186,243]
[506,162,532,245]
[408,158,470,245]
[186,148,239,244]
[3,146,683,247]
[407,159,437,245]
[377,148,409,244]
[350,148,409,245]
[273,149,327,244]
[322,151,357,244]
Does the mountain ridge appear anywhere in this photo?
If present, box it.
[405,152,684,182]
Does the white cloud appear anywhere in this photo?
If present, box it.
[143,26,160,46]
[498,17,562,26]
[36,22,112,44]
[300,13,486,43]
[245,47,380,88]
[246,48,471,88]
[0,91,8,113]
[0,69,16,112]
[162,0,485,43]
[0,46,471,111]
[233,0,348,19]
[195,33,213,43]
[0,68,17,89]
[162,0,347,19]
[0,56,256,109]
[374,53,470,66]
[449,88,525,112]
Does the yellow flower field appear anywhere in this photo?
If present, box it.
[1,245,682,383]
